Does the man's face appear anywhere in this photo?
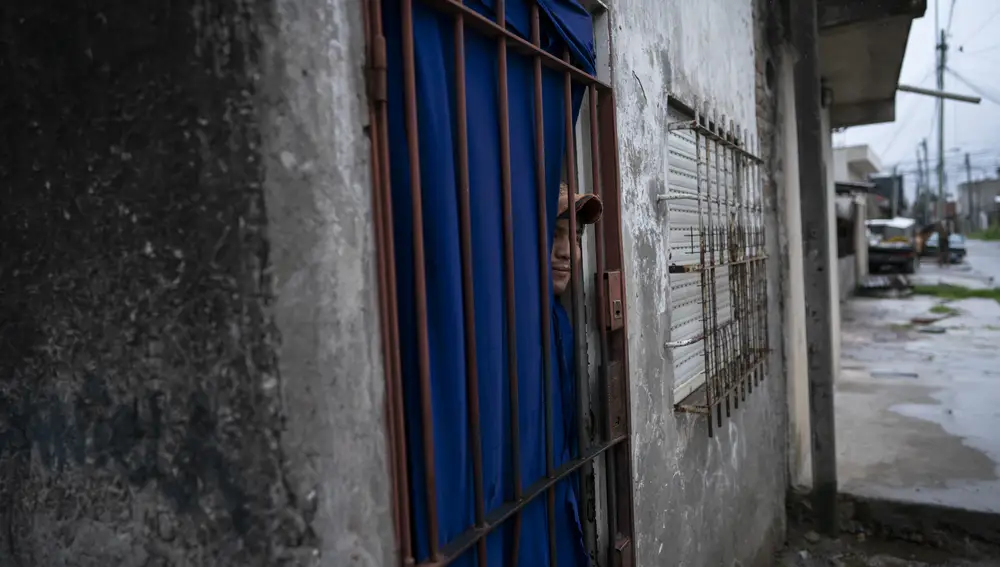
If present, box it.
[551,218,583,296]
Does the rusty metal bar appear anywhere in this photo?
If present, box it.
[589,84,621,554]
[711,116,724,431]
[668,255,768,274]
[401,0,442,558]
[365,0,414,561]
[737,129,749,403]
[561,48,598,562]
[452,13,489,567]
[418,0,613,92]
[701,112,715,438]
[362,0,402,552]
[667,119,763,163]
[754,137,765,387]
[425,435,628,567]
[733,123,744,410]
[528,5,557,565]
[720,120,732,419]
[602,88,637,567]
[562,49,584,457]
[493,1,523,564]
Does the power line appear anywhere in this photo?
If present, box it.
[890,149,1000,168]
[945,67,1000,106]
[963,5,1000,47]
[946,0,958,34]
[874,65,939,156]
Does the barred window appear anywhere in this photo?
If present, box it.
[662,100,770,437]
[363,0,636,565]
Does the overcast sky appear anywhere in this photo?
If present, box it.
[833,0,1000,202]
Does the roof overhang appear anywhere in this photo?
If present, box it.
[819,0,927,128]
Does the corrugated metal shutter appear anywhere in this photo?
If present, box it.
[666,106,733,399]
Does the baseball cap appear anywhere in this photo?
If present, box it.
[557,183,603,225]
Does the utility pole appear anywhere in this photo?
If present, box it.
[965,152,973,232]
[919,139,930,224]
[937,22,947,223]
[891,165,900,218]
[913,144,927,224]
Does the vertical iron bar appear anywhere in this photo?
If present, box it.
[401,0,441,558]
[756,136,768,381]
[753,137,763,386]
[744,133,753,399]
[702,112,715,438]
[744,138,751,390]
[453,14,489,567]
[562,51,583,456]
[696,113,711,423]
[749,137,756,383]
[735,127,747,405]
[495,1,523,564]
[602,83,637,561]
[562,49,597,566]
[529,6,558,566]
[590,87,619,547]
[755,137,764,385]
[369,0,414,560]
[362,0,402,552]
[709,116,723,429]
[722,118,732,417]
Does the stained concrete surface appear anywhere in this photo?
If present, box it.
[0,0,392,565]
[836,239,1000,515]
[778,527,1000,567]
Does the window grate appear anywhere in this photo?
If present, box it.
[662,105,770,438]
[362,0,636,565]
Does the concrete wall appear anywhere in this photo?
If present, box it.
[821,107,842,389]
[855,200,869,284]
[0,1,394,565]
[838,256,857,301]
[611,0,788,564]
[778,47,812,491]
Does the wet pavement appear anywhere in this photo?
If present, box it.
[911,239,1000,289]
[837,240,1000,515]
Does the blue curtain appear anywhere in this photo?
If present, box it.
[383,1,595,565]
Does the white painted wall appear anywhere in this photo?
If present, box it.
[610,1,787,565]
[779,47,811,490]
[821,107,841,386]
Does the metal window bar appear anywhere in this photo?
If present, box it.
[662,104,769,437]
[363,0,636,565]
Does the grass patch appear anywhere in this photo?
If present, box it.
[912,284,1000,303]
[968,225,1000,241]
[929,304,959,316]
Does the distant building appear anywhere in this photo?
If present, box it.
[868,174,906,218]
[834,144,882,183]
[957,169,1000,231]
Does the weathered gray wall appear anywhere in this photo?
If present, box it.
[838,256,857,301]
[610,0,789,565]
[0,0,393,565]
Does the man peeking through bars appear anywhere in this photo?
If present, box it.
[548,182,602,567]
[552,183,602,297]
